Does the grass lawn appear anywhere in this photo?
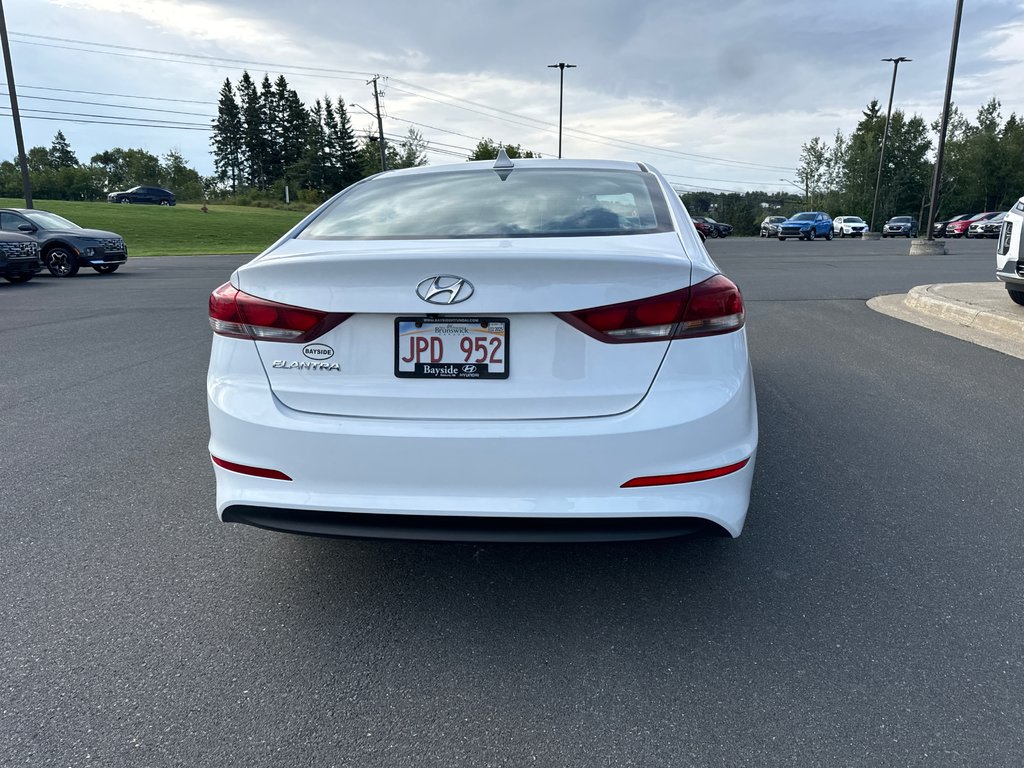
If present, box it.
[0,199,310,256]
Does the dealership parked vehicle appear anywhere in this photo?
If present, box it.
[691,217,714,240]
[0,231,41,283]
[968,211,1006,238]
[882,216,919,238]
[0,208,128,277]
[996,197,1024,306]
[832,215,867,237]
[934,213,971,237]
[778,211,833,241]
[947,211,1001,238]
[207,156,757,541]
[691,216,732,238]
[760,215,786,238]
[106,185,176,206]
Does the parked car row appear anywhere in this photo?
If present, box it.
[0,209,128,282]
[933,211,1004,238]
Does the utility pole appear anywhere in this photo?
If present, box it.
[869,56,911,233]
[547,62,576,158]
[925,0,965,242]
[369,75,387,172]
[0,0,32,208]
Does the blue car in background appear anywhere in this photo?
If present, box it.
[778,211,834,241]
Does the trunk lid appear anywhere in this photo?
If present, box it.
[236,234,697,419]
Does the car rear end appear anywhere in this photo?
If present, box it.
[207,160,757,541]
[0,235,41,281]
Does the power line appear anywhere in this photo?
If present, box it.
[10,32,797,177]
[1,82,215,104]
[0,111,211,131]
[9,32,376,78]
[6,106,210,128]
[1,91,215,118]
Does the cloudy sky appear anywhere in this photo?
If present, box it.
[2,0,1023,194]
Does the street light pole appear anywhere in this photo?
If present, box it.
[547,62,576,159]
[869,56,910,233]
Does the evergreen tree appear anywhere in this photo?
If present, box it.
[330,98,360,186]
[237,71,268,189]
[260,74,281,186]
[49,131,78,168]
[211,78,244,191]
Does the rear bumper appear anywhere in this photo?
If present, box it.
[208,331,758,539]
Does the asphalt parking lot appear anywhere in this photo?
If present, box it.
[2,236,1022,767]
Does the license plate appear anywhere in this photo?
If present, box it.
[395,317,509,379]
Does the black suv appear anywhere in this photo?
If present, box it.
[107,185,176,206]
[0,231,42,283]
[0,208,128,277]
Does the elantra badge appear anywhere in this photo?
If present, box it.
[416,275,474,305]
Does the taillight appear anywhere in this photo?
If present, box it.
[558,275,745,343]
[208,283,351,343]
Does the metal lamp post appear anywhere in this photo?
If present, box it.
[869,56,911,234]
[547,62,576,159]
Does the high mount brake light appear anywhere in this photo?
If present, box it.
[558,275,745,343]
[208,283,351,343]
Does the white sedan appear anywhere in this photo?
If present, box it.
[207,156,758,541]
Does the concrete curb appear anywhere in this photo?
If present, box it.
[905,284,1024,338]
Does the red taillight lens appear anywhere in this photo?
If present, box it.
[621,458,750,488]
[211,455,292,481]
[558,275,744,343]
[209,282,351,343]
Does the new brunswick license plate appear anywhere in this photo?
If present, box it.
[395,317,509,379]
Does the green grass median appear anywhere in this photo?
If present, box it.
[0,199,310,256]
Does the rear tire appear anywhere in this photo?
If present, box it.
[1008,286,1024,307]
[825,228,833,241]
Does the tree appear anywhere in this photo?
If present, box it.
[327,97,360,187]
[49,131,78,168]
[467,138,539,160]
[89,147,162,190]
[237,71,269,189]
[161,149,206,200]
[393,127,428,169]
[211,78,244,191]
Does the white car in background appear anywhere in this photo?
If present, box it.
[833,215,868,237]
[207,156,758,541]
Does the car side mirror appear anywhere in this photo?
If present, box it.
[17,223,36,232]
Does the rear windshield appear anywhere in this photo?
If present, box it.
[297,168,674,240]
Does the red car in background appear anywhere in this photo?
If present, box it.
[947,211,1002,237]
[691,217,712,241]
